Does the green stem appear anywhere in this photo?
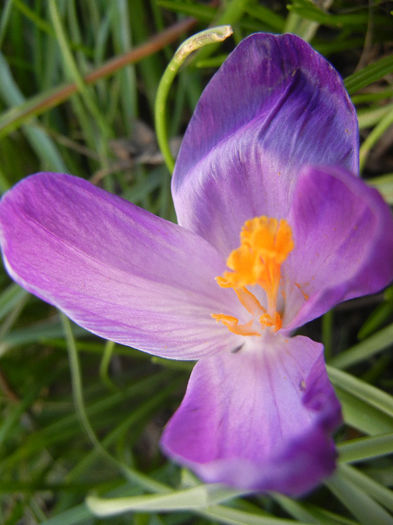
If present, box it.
[322,309,333,360]
[154,25,233,173]
[61,313,168,494]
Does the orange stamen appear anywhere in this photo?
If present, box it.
[213,216,294,336]
[234,287,264,316]
[211,314,261,337]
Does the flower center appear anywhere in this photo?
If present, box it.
[212,216,294,336]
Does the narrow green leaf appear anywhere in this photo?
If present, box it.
[339,464,393,513]
[338,433,393,463]
[0,390,37,446]
[13,0,54,35]
[244,4,284,32]
[352,86,393,104]
[87,485,245,516]
[345,54,393,94]
[111,0,137,131]
[328,366,393,418]
[156,0,215,22]
[99,339,116,390]
[284,0,334,42]
[288,0,387,29]
[0,52,66,171]
[360,105,393,171]
[273,495,319,524]
[129,0,162,114]
[335,386,393,435]
[326,466,393,525]
[322,309,333,359]
[39,503,91,525]
[0,284,27,321]
[358,286,393,339]
[199,505,312,525]
[329,323,393,369]
[358,103,393,130]
[0,321,86,356]
[314,38,364,56]
[48,0,111,140]
[0,0,13,48]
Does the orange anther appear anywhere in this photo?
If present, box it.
[211,314,261,337]
[212,216,294,337]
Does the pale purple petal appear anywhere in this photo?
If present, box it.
[172,33,358,257]
[0,172,239,360]
[282,166,393,330]
[161,335,341,495]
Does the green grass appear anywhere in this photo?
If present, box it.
[0,1,393,523]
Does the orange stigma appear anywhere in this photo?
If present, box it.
[212,216,294,335]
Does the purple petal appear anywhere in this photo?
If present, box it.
[172,33,358,257]
[283,166,393,330]
[0,172,239,359]
[161,335,341,495]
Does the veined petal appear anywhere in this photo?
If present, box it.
[0,172,238,360]
[172,33,358,256]
[161,335,341,495]
[283,166,393,330]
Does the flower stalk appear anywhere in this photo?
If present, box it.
[154,25,233,173]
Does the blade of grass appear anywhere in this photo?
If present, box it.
[198,506,313,525]
[0,289,28,340]
[272,495,319,524]
[129,0,162,115]
[329,322,393,369]
[338,432,393,463]
[0,18,197,138]
[13,0,53,35]
[0,284,27,321]
[339,464,393,513]
[87,485,245,516]
[66,380,182,482]
[345,54,393,94]
[48,0,111,146]
[359,105,393,171]
[328,365,393,418]
[110,0,137,133]
[358,103,393,130]
[0,0,13,48]
[156,0,215,23]
[322,310,333,360]
[99,340,116,390]
[326,466,393,525]
[285,0,334,42]
[0,52,67,171]
[334,386,393,435]
[244,4,285,32]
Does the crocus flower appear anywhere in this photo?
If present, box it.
[1,33,393,496]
